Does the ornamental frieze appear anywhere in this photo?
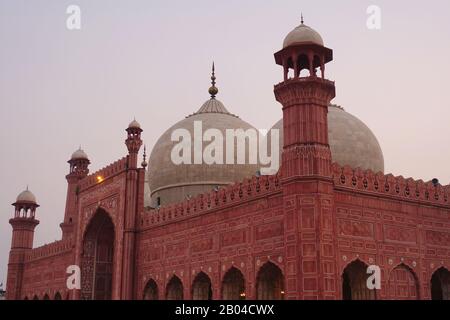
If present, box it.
[338,219,374,239]
[79,177,125,204]
[384,225,417,244]
[426,230,450,246]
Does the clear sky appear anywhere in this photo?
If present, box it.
[1,0,449,286]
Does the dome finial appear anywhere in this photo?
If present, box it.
[301,13,304,24]
[141,145,148,169]
[208,61,218,99]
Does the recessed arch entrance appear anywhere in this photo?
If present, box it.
[388,264,419,300]
[192,272,212,300]
[80,209,115,300]
[342,260,376,300]
[222,267,246,300]
[54,292,62,300]
[143,279,159,300]
[166,276,184,300]
[431,267,450,300]
[256,262,285,300]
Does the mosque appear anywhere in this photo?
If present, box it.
[5,20,450,300]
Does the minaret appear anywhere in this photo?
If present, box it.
[122,119,144,299]
[274,18,335,179]
[60,147,90,239]
[6,188,40,300]
[125,119,143,169]
[274,19,338,299]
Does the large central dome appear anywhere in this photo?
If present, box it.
[148,68,259,207]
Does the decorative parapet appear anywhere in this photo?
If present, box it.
[274,76,335,89]
[140,173,282,228]
[332,163,450,206]
[274,77,335,107]
[24,238,74,262]
[79,157,128,190]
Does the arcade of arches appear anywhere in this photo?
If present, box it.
[341,261,450,300]
[139,262,450,301]
[143,263,285,301]
[25,263,450,300]
[342,261,423,300]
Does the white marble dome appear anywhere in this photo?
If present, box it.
[283,22,324,48]
[128,119,141,129]
[270,105,384,173]
[16,188,37,204]
[148,97,259,206]
[71,148,89,161]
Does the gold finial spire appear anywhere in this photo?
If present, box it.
[208,61,218,99]
[141,145,148,169]
[301,13,304,24]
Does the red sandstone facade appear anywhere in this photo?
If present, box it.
[5,28,450,301]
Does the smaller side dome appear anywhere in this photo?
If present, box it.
[269,105,385,173]
[16,188,37,204]
[128,119,141,129]
[71,148,89,161]
[283,22,324,48]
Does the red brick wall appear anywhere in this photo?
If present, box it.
[20,250,74,300]
[334,189,450,300]
[136,191,284,300]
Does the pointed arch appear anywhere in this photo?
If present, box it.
[286,57,294,79]
[296,53,310,77]
[23,296,29,300]
[32,295,39,300]
[313,55,323,77]
[143,279,159,300]
[256,262,285,300]
[222,267,246,300]
[192,272,212,300]
[54,292,62,300]
[166,275,183,300]
[341,259,376,300]
[80,208,115,300]
[43,293,50,300]
[431,267,450,300]
[388,263,419,300]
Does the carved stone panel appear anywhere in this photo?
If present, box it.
[384,225,417,244]
[338,219,374,239]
